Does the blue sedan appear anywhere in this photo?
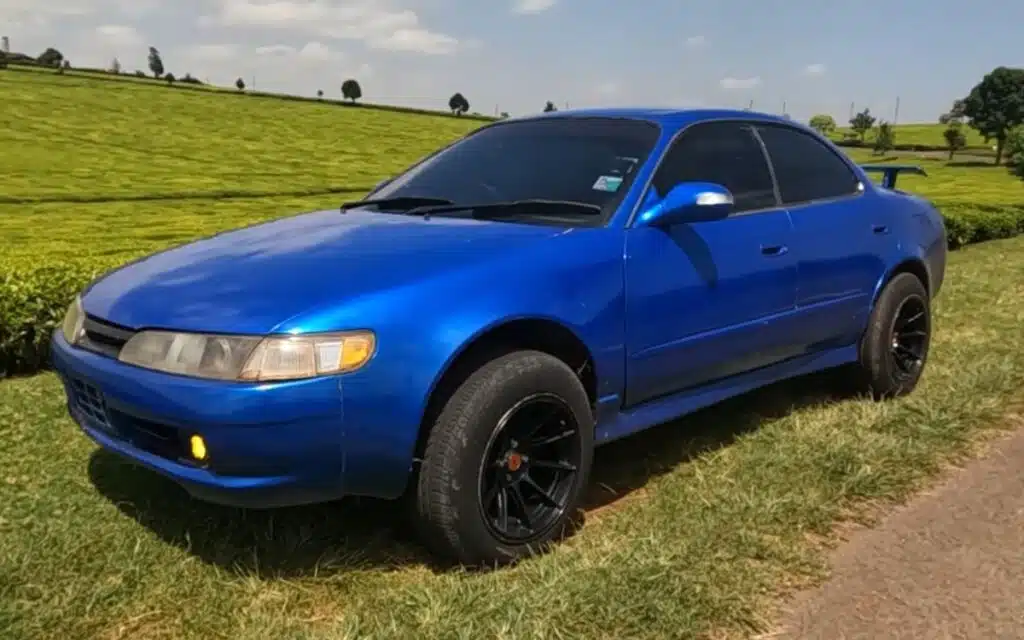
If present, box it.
[51,108,946,566]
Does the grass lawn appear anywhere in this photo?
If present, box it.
[3,233,1024,639]
[0,69,481,204]
[832,122,989,147]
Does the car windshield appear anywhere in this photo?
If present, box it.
[365,117,661,225]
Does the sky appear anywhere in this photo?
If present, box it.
[3,0,1022,123]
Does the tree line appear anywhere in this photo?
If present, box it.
[807,67,1024,169]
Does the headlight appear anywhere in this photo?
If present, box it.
[61,296,85,345]
[117,330,375,382]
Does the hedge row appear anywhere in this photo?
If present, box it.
[2,204,1024,379]
[4,63,499,123]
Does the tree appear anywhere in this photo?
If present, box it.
[849,108,876,141]
[1006,126,1024,180]
[873,120,895,155]
[543,100,557,113]
[341,78,362,102]
[165,72,175,84]
[37,47,64,67]
[235,77,245,91]
[148,46,164,79]
[960,66,1024,165]
[109,57,121,74]
[448,92,469,115]
[809,114,836,135]
[500,111,510,119]
[317,89,324,99]
[942,123,967,160]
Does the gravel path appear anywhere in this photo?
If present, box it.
[773,416,1024,640]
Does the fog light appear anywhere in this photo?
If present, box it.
[189,434,208,461]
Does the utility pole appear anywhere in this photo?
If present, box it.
[748,99,754,111]
[849,101,855,121]
[893,96,900,125]
[782,100,787,116]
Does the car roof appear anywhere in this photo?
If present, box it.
[506,106,804,130]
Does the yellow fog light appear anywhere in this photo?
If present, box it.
[189,434,208,461]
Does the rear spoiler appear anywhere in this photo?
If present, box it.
[858,164,927,189]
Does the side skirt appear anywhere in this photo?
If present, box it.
[593,344,858,445]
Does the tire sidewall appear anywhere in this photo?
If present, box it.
[424,351,594,565]
[861,272,931,397]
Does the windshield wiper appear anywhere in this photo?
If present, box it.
[339,196,454,212]
[406,199,603,219]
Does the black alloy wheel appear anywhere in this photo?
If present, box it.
[477,393,583,544]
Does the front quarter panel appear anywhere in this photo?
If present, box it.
[279,227,626,498]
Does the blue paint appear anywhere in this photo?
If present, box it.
[53,107,947,507]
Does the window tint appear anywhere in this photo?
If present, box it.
[755,125,861,204]
[649,122,777,213]
[373,117,661,222]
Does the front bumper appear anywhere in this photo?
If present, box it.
[51,330,354,509]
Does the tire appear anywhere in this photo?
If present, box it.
[857,272,931,399]
[414,350,594,567]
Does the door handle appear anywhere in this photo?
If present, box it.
[872,224,890,235]
[760,244,788,256]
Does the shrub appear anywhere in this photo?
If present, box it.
[0,261,113,377]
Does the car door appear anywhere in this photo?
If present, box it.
[753,123,897,352]
[623,120,800,407]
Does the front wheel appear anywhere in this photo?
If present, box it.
[414,350,594,567]
[857,272,932,399]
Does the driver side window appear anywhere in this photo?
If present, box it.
[649,121,778,214]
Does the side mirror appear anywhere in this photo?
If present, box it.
[635,182,733,227]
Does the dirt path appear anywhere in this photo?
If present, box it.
[772,416,1024,640]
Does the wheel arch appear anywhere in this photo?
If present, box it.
[872,256,931,307]
[412,317,598,464]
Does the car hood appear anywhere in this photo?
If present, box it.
[83,209,568,334]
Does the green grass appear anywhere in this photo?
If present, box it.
[832,122,990,147]
[843,147,1023,205]
[3,234,1024,639]
[0,69,482,203]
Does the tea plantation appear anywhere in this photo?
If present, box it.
[1,65,1023,377]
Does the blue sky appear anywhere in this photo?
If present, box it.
[3,0,1021,123]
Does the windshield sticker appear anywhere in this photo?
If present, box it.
[592,175,623,192]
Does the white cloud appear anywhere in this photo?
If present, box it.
[685,35,706,48]
[802,63,826,76]
[720,76,761,90]
[200,0,460,55]
[187,43,240,61]
[94,24,142,48]
[512,0,557,14]
[1,0,154,23]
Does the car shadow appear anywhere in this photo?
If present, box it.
[87,368,861,577]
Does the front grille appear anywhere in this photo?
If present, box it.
[65,375,193,464]
[69,377,113,430]
[108,408,189,462]
[80,315,136,358]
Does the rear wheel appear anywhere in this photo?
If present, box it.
[857,272,931,399]
[414,350,594,566]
